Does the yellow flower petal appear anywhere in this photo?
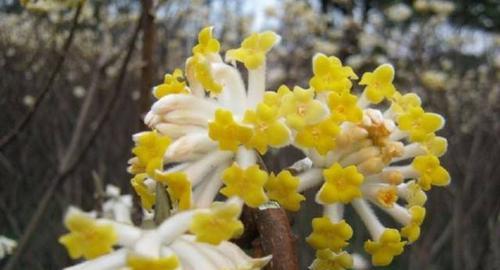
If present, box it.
[318,163,364,204]
[265,170,305,211]
[243,103,290,154]
[186,54,223,95]
[310,53,357,93]
[131,173,155,210]
[364,229,406,266]
[192,26,220,55]
[226,31,280,69]
[306,217,353,251]
[155,171,192,210]
[295,117,340,155]
[279,86,327,130]
[220,163,269,207]
[309,249,353,270]
[190,201,244,245]
[153,68,190,99]
[397,107,445,142]
[131,131,171,177]
[59,210,117,259]
[400,206,426,243]
[360,64,397,104]
[327,92,363,123]
[208,109,253,151]
[411,154,450,191]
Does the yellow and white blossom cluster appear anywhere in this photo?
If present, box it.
[59,26,450,269]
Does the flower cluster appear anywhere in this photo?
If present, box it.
[59,26,450,269]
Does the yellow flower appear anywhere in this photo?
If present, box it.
[309,249,353,270]
[190,202,244,245]
[192,26,220,55]
[265,170,305,211]
[389,92,421,115]
[309,53,357,93]
[153,69,189,99]
[279,86,327,130]
[155,171,192,210]
[243,103,290,154]
[327,92,362,123]
[208,109,253,152]
[226,31,280,69]
[375,185,398,208]
[306,217,353,251]
[411,154,450,191]
[132,131,171,177]
[263,85,291,109]
[59,210,117,259]
[295,117,340,155]
[131,173,155,210]
[186,54,222,95]
[127,254,180,270]
[397,106,444,142]
[405,181,427,207]
[318,163,364,204]
[359,64,397,104]
[401,206,426,243]
[364,229,406,266]
[421,135,447,157]
[220,163,269,207]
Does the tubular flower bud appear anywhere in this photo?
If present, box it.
[309,53,358,93]
[226,31,280,69]
[360,64,397,104]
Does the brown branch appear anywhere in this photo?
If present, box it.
[253,204,299,270]
[1,18,142,270]
[0,3,83,151]
[139,0,156,117]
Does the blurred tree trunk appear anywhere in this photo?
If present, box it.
[139,0,156,119]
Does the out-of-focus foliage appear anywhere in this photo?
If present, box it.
[0,0,499,269]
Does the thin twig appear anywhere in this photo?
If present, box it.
[1,17,142,270]
[0,4,83,150]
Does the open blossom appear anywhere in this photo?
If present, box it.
[60,26,450,269]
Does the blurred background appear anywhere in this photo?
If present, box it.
[0,0,499,269]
